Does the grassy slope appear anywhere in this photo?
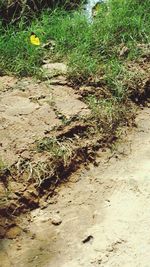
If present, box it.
[0,0,149,79]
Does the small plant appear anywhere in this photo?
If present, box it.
[36,137,72,165]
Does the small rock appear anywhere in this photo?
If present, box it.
[42,63,67,78]
[48,199,57,205]
[119,46,129,57]
[17,244,22,250]
[30,233,36,239]
[51,214,62,226]
[106,246,114,252]
[82,235,94,244]
[42,40,56,50]
[39,199,48,209]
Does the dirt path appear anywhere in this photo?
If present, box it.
[0,107,150,267]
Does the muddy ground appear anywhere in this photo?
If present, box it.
[0,105,150,267]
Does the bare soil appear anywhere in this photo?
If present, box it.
[0,105,150,267]
[0,76,89,166]
[0,74,95,237]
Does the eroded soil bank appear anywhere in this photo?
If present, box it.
[0,74,93,237]
[0,55,150,238]
[0,106,150,267]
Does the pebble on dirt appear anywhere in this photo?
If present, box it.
[82,235,94,244]
[51,214,62,226]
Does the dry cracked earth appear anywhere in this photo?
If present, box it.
[0,75,89,166]
[0,80,150,267]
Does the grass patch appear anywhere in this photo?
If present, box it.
[36,137,72,165]
[0,0,149,82]
[85,94,130,136]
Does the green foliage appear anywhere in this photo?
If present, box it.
[86,95,127,133]
[0,0,149,83]
[0,23,44,75]
[36,137,72,166]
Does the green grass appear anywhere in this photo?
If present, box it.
[36,137,73,174]
[85,94,128,134]
[0,0,149,87]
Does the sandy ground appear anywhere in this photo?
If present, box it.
[0,107,150,267]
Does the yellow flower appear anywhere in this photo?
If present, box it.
[30,32,40,46]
